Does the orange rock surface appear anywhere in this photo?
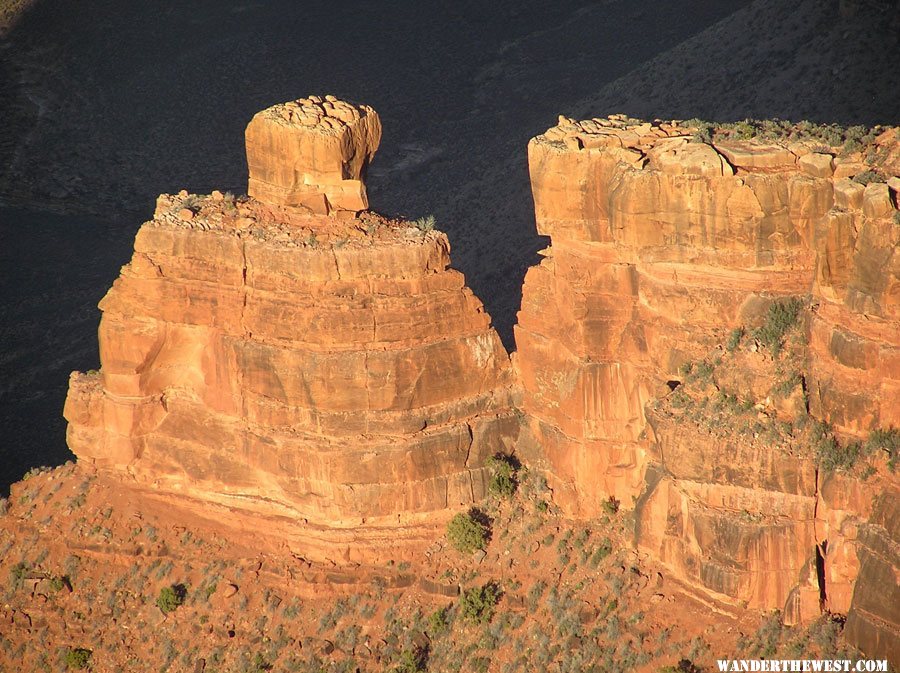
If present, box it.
[517,115,899,655]
[245,95,382,214]
[64,99,516,544]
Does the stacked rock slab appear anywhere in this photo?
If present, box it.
[246,95,382,214]
[64,98,516,537]
[517,115,899,654]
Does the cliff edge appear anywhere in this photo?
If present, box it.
[517,114,899,657]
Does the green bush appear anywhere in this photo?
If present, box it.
[726,327,745,352]
[865,427,899,459]
[590,538,613,567]
[427,606,451,636]
[9,561,28,587]
[601,496,620,515]
[414,215,436,232]
[459,582,501,624]
[49,575,71,592]
[64,648,92,670]
[753,298,804,357]
[156,583,187,614]
[852,170,883,185]
[393,645,429,673]
[446,510,489,553]
[683,118,712,143]
[811,422,861,472]
[485,453,519,498]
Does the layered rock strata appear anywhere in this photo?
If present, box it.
[245,95,382,214]
[65,99,516,534]
[517,115,899,651]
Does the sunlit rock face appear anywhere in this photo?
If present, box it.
[64,98,517,536]
[517,115,899,653]
[245,95,382,214]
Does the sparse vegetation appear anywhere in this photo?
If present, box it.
[753,297,804,357]
[63,648,92,670]
[726,327,744,352]
[865,427,899,470]
[851,170,884,185]
[679,119,882,153]
[393,645,429,673]
[810,420,884,472]
[413,215,436,232]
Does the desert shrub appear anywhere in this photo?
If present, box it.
[812,422,863,471]
[753,297,804,356]
[772,371,803,398]
[446,509,489,553]
[726,327,745,352]
[590,538,613,567]
[742,611,784,657]
[63,648,92,669]
[414,215,436,232]
[249,653,272,672]
[852,170,883,185]
[427,606,451,636]
[485,453,519,499]
[49,575,71,592]
[692,360,715,381]
[865,427,900,468]
[659,660,704,673]
[807,614,844,657]
[573,528,590,550]
[22,466,52,481]
[459,582,501,624]
[526,580,546,611]
[156,583,187,614]
[683,118,712,143]
[393,645,429,673]
[9,562,29,588]
[601,496,620,515]
[733,120,757,139]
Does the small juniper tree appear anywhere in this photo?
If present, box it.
[446,509,489,553]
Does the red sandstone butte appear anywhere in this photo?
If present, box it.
[245,95,382,214]
[64,99,516,543]
[516,115,899,656]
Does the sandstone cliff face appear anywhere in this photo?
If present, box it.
[64,98,516,535]
[517,115,899,652]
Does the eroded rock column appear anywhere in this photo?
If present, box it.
[65,97,516,542]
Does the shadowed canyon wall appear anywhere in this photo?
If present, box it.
[516,115,899,657]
